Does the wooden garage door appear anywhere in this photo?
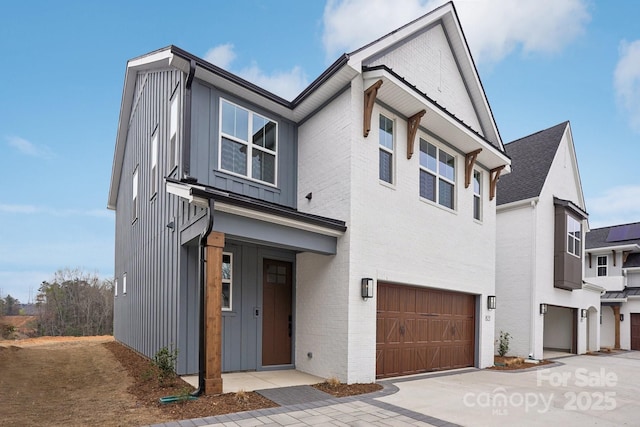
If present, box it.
[376,283,476,379]
[632,314,640,350]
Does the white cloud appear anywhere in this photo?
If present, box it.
[202,44,309,101]
[614,40,640,133]
[0,204,113,219]
[6,136,54,159]
[321,0,590,64]
[204,43,237,69]
[587,185,640,229]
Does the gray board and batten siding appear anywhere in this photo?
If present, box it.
[113,69,185,363]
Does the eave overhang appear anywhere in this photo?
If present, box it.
[553,197,588,220]
[586,244,640,254]
[362,66,510,172]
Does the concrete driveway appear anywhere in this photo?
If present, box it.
[378,351,640,426]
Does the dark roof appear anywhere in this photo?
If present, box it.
[496,121,568,205]
[586,222,640,250]
[602,287,640,300]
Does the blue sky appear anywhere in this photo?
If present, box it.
[1,0,639,303]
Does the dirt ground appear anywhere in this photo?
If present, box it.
[0,335,380,426]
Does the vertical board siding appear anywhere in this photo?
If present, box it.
[113,69,185,363]
[190,81,297,209]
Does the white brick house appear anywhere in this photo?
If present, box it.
[108,2,510,390]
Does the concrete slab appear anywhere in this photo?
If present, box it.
[181,370,325,393]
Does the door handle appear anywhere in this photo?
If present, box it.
[399,325,405,335]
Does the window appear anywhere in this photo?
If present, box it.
[114,278,118,297]
[379,114,393,183]
[122,273,127,295]
[132,167,139,222]
[597,255,607,276]
[151,131,158,197]
[473,170,482,220]
[169,95,178,170]
[567,216,581,257]
[419,139,455,209]
[220,99,277,185]
[222,253,232,310]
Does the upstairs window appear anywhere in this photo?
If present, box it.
[473,170,482,221]
[169,95,179,170]
[597,255,607,276]
[567,216,581,257]
[151,131,158,197]
[122,273,127,295]
[222,253,232,310]
[379,115,394,184]
[132,167,139,222]
[419,139,455,210]
[220,99,277,185]
[114,278,118,297]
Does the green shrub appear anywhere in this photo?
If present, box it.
[153,345,178,385]
[497,331,511,357]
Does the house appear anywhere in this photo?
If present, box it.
[495,121,602,360]
[585,222,640,350]
[107,2,510,393]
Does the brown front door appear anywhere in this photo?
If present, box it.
[631,314,640,350]
[262,260,292,366]
[376,283,476,379]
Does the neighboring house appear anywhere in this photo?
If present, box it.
[495,121,602,360]
[585,222,640,350]
[107,2,510,392]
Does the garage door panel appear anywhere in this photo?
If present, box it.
[377,283,476,379]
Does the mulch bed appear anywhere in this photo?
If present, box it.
[312,382,382,397]
[488,356,553,371]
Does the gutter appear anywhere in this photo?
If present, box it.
[190,198,215,397]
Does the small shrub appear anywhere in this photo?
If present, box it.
[235,389,249,403]
[497,331,511,357]
[326,376,341,388]
[153,345,178,385]
[505,357,524,367]
[1,323,16,339]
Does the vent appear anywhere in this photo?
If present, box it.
[606,223,640,242]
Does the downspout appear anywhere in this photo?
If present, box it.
[191,198,215,397]
[529,199,538,358]
[182,59,196,178]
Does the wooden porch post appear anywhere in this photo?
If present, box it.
[205,231,225,394]
[612,306,621,349]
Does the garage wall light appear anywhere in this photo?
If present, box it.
[361,278,374,299]
[487,295,496,310]
[540,303,548,315]
[620,313,624,322]
[581,309,587,319]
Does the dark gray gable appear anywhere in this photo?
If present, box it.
[497,121,568,205]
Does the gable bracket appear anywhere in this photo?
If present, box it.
[363,80,383,138]
[588,252,592,269]
[406,110,426,159]
[464,149,482,188]
[489,165,505,201]
[623,251,631,264]
[612,250,617,267]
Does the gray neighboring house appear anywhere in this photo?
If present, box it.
[585,223,640,350]
[495,121,602,359]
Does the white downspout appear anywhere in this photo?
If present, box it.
[530,199,538,358]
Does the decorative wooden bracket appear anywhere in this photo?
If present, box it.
[588,253,592,268]
[363,80,383,138]
[406,110,426,159]
[464,149,482,188]
[489,165,505,201]
[623,251,631,264]
[612,250,617,267]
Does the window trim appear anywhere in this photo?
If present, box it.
[567,216,581,258]
[597,255,608,277]
[419,138,456,211]
[151,130,158,198]
[132,167,139,223]
[222,252,232,311]
[169,94,179,171]
[114,278,118,298]
[122,273,127,295]
[473,169,482,221]
[218,98,278,187]
[378,114,394,185]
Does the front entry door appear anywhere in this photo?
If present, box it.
[262,260,292,366]
[632,314,640,350]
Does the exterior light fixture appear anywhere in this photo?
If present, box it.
[581,309,587,319]
[620,313,624,322]
[540,303,548,315]
[487,295,496,310]
[361,278,374,299]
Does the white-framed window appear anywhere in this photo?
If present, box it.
[567,216,581,257]
[222,252,232,311]
[219,99,277,185]
[473,169,482,221]
[114,278,118,297]
[151,130,158,197]
[169,94,179,170]
[122,273,127,295]
[597,255,608,276]
[419,138,456,210]
[132,167,139,222]
[379,114,394,184]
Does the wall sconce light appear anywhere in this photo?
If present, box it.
[581,309,587,319]
[361,278,374,299]
[487,295,496,310]
[540,303,548,315]
[620,313,624,322]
